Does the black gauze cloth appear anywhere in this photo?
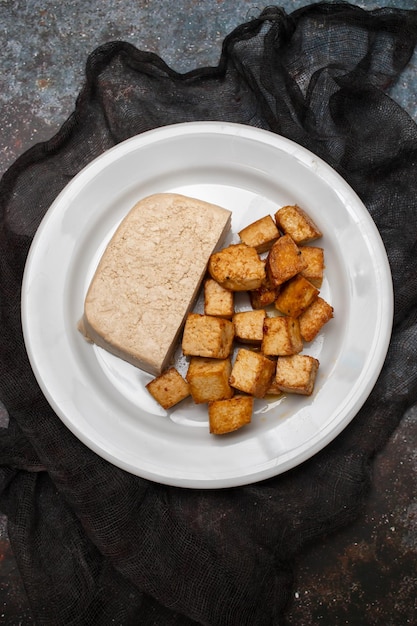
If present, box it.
[1,3,417,624]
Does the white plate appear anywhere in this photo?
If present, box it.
[21,122,393,489]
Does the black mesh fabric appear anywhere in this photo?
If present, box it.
[1,3,417,624]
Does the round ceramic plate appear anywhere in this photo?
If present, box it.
[21,122,393,488]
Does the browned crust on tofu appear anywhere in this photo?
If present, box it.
[208,243,266,291]
[186,357,234,403]
[266,234,307,287]
[81,193,231,376]
[299,246,325,288]
[274,354,320,396]
[232,309,266,344]
[274,205,322,244]
[299,296,334,342]
[182,313,235,359]
[204,278,234,318]
[229,348,276,398]
[146,367,190,409]
[274,275,319,318]
[261,316,303,356]
[238,214,280,253]
[208,395,254,434]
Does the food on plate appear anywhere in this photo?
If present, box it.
[266,234,307,287]
[79,193,231,376]
[249,276,278,309]
[261,316,303,357]
[208,243,266,291]
[274,354,320,396]
[203,278,234,319]
[229,348,276,398]
[208,395,254,435]
[186,357,234,404]
[274,274,320,317]
[181,313,235,359]
[299,246,325,288]
[232,309,266,344]
[274,204,322,244]
[298,296,334,342]
[146,367,190,409]
[238,214,280,253]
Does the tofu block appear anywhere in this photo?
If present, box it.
[238,215,280,253]
[266,234,307,287]
[182,313,234,358]
[261,316,303,356]
[274,354,320,396]
[208,243,266,291]
[274,205,322,244]
[146,368,190,409]
[204,278,234,318]
[249,276,278,309]
[299,296,334,342]
[186,357,234,403]
[82,193,231,376]
[229,348,276,398]
[274,275,319,318]
[299,246,325,288]
[233,309,266,344]
[209,395,254,435]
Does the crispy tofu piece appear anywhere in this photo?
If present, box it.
[186,357,234,403]
[233,309,266,344]
[208,243,266,291]
[261,316,303,356]
[209,395,254,435]
[299,246,325,288]
[238,215,280,253]
[146,367,190,409]
[182,313,234,358]
[229,348,276,398]
[274,354,319,396]
[275,205,322,244]
[204,278,234,318]
[274,275,319,318]
[299,296,334,342]
[249,276,278,309]
[266,234,307,287]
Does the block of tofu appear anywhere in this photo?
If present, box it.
[208,243,266,291]
[208,395,254,435]
[261,316,303,356]
[266,234,307,287]
[249,276,278,309]
[299,296,334,342]
[81,193,231,376]
[299,246,325,288]
[186,357,234,403]
[274,275,319,318]
[238,215,280,253]
[233,309,266,344]
[204,278,234,318]
[274,354,320,396]
[274,205,322,244]
[146,367,190,409]
[229,348,276,398]
[182,313,234,359]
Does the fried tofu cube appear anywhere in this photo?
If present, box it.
[229,348,276,398]
[186,357,234,403]
[208,243,266,291]
[266,234,307,287]
[261,316,303,356]
[182,313,234,358]
[146,367,190,409]
[299,296,334,342]
[265,376,284,396]
[274,354,319,396]
[233,309,266,344]
[299,246,325,288]
[249,276,278,309]
[204,278,234,318]
[274,275,319,318]
[238,215,280,253]
[275,205,322,244]
[208,395,254,435]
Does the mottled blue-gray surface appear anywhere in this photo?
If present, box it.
[1,1,417,624]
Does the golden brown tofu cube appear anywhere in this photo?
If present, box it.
[209,395,254,435]
[299,296,334,342]
[274,354,319,396]
[186,357,234,404]
[182,313,234,358]
[208,243,266,291]
[238,215,280,253]
[229,348,276,398]
[233,309,266,344]
[146,367,190,409]
[275,205,322,244]
[299,246,325,288]
[249,276,278,309]
[204,278,234,318]
[274,275,319,318]
[261,316,303,356]
[265,375,284,396]
[266,234,307,287]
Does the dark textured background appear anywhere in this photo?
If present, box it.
[1,1,416,624]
